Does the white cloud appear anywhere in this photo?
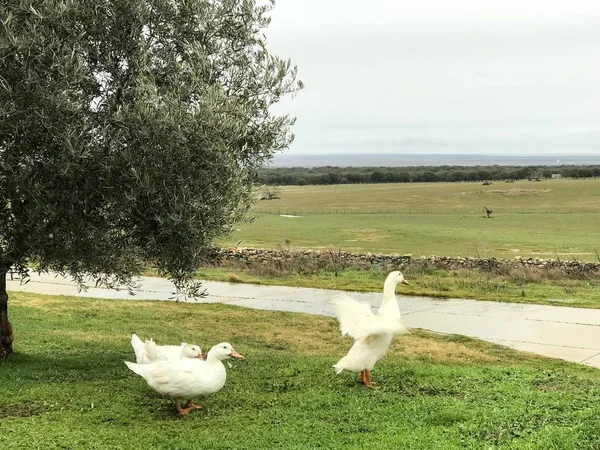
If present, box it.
[266,0,600,155]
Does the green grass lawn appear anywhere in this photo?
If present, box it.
[2,292,600,449]
[223,179,600,260]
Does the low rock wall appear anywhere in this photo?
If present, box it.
[205,248,600,275]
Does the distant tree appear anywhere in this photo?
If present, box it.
[477,170,491,181]
[421,171,437,182]
[318,174,331,185]
[561,167,577,178]
[449,171,466,182]
[345,173,361,183]
[436,171,450,182]
[259,185,282,200]
[0,0,301,357]
[279,174,296,185]
[328,172,341,184]
[383,172,397,183]
[371,171,385,183]
[256,163,600,186]
[511,167,527,180]
[306,175,321,185]
[525,167,542,180]
[464,170,478,182]
[396,172,411,183]
[267,175,281,185]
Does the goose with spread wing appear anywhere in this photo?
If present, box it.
[331,271,409,387]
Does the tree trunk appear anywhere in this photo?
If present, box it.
[0,271,13,358]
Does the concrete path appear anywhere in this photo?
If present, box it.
[8,272,600,369]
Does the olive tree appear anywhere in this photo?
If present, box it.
[0,0,301,357]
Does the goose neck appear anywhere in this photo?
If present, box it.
[382,279,398,302]
[206,351,225,365]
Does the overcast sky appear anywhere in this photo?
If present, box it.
[265,0,600,155]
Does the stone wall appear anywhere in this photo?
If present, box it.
[205,248,600,276]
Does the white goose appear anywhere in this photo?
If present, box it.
[331,271,409,387]
[125,342,244,416]
[130,334,203,364]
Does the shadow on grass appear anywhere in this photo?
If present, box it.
[0,350,134,382]
[0,351,196,420]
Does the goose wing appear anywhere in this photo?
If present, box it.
[331,293,379,340]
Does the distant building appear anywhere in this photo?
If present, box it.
[551,173,562,179]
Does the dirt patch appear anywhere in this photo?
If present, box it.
[389,335,500,364]
[0,403,51,418]
[12,294,64,309]
[176,308,345,356]
[51,330,129,343]
[530,252,595,256]
[461,188,552,196]
[536,384,563,392]
[350,229,391,242]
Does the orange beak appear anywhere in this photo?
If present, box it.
[196,354,204,360]
[401,279,410,285]
[229,349,245,359]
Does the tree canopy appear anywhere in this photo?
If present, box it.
[256,164,600,186]
[0,0,301,357]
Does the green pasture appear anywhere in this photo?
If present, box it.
[1,292,600,449]
[225,179,600,260]
[253,179,600,215]
[228,213,599,260]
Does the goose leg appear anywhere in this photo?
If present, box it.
[360,370,367,384]
[175,398,192,416]
[365,370,381,389]
[185,400,202,410]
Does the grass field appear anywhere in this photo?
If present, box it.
[252,179,600,215]
[224,179,600,260]
[2,292,600,449]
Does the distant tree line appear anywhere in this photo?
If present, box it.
[257,165,600,186]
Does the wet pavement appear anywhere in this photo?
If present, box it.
[8,272,600,369]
